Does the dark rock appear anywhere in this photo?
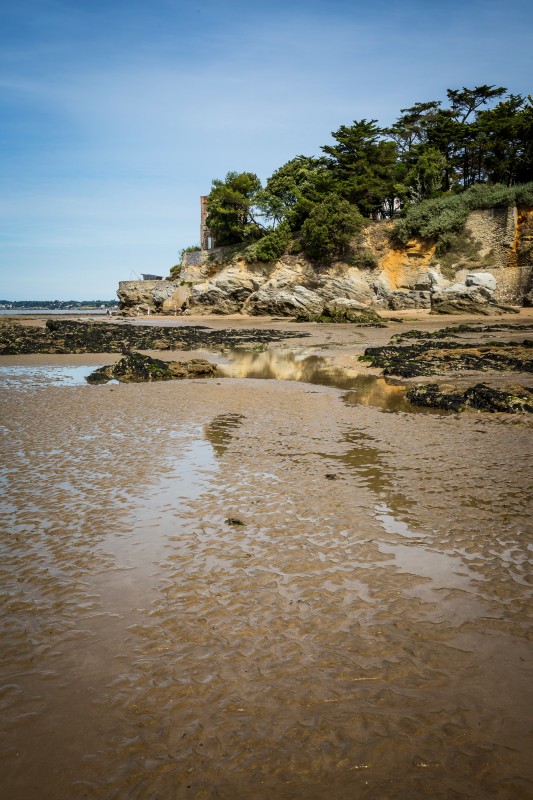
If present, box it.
[86,352,217,383]
[362,340,533,377]
[0,319,309,355]
[407,382,533,413]
[391,323,533,343]
[225,517,245,526]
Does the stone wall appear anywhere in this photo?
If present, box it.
[458,206,532,304]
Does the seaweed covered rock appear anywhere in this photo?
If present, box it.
[362,340,533,377]
[86,352,217,383]
[295,302,387,326]
[407,382,533,413]
[0,319,308,355]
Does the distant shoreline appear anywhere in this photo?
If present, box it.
[0,308,114,316]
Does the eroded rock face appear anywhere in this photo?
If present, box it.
[310,272,376,305]
[243,285,324,316]
[406,382,533,413]
[430,281,517,315]
[86,352,217,383]
[186,266,265,315]
[389,290,431,310]
[117,280,187,315]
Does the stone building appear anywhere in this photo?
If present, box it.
[200,196,215,251]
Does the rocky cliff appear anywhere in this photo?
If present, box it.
[117,205,533,316]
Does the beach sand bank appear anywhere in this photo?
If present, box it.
[1,311,532,799]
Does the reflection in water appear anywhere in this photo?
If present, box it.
[218,348,413,411]
[321,430,412,521]
[204,413,246,457]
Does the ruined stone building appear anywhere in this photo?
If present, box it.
[200,196,215,251]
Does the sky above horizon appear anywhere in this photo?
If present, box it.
[1,0,532,300]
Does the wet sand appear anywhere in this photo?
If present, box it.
[1,311,533,799]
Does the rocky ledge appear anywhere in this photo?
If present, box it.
[0,319,308,355]
[86,352,217,383]
[407,382,533,413]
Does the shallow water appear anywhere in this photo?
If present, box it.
[1,362,533,799]
[219,348,413,411]
[0,364,97,387]
[0,350,414,413]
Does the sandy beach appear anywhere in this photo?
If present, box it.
[1,311,532,799]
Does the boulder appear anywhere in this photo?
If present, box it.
[389,290,431,310]
[326,298,374,314]
[243,285,324,316]
[186,267,265,314]
[311,274,375,304]
[465,272,497,292]
[431,284,515,315]
[86,352,217,383]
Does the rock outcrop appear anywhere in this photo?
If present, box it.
[430,280,517,315]
[117,205,533,316]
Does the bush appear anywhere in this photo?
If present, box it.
[301,195,364,264]
[392,182,533,252]
[349,249,379,269]
[244,221,291,262]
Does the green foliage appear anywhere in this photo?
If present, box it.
[259,156,335,230]
[301,195,364,264]
[348,248,379,269]
[206,171,263,246]
[392,182,533,251]
[180,244,201,257]
[322,119,405,216]
[244,221,292,262]
[204,85,532,263]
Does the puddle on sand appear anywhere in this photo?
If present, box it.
[0,350,421,413]
[204,413,246,457]
[320,430,412,520]
[0,364,97,387]
[218,347,414,411]
[320,431,492,622]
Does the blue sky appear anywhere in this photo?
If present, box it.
[1,0,532,300]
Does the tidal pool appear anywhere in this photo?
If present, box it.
[218,348,413,411]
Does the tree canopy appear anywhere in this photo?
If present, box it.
[203,85,533,262]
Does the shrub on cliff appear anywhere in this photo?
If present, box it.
[301,195,364,264]
[392,182,533,253]
[244,221,292,262]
